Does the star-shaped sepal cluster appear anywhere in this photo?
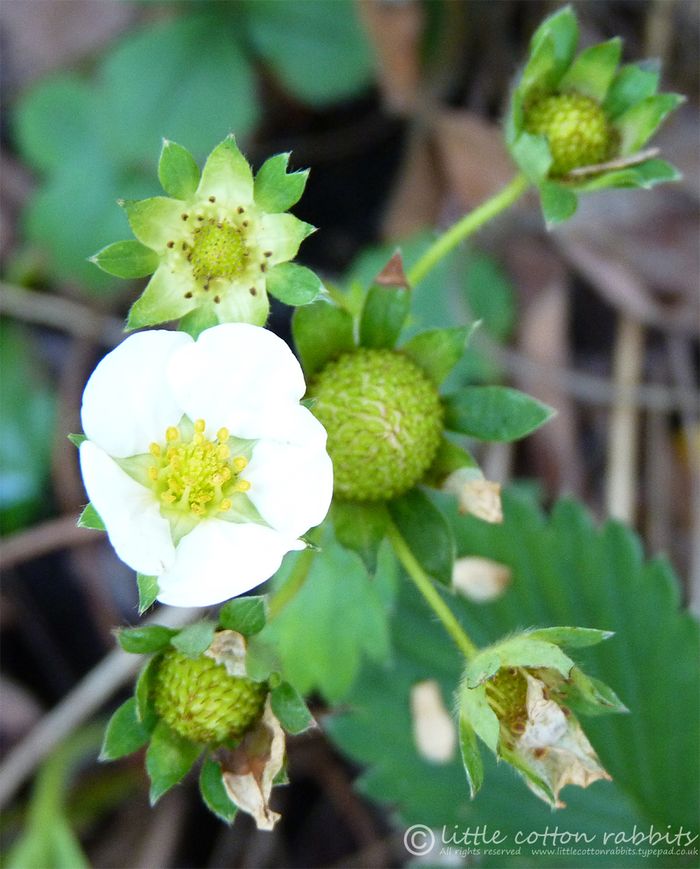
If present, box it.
[458,626,627,807]
[100,598,315,829]
[506,5,684,226]
[91,136,322,335]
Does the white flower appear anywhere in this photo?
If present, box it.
[79,324,333,606]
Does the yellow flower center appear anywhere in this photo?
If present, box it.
[189,222,247,283]
[147,418,250,518]
[486,667,529,738]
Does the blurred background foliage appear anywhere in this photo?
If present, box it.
[1,1,698,866]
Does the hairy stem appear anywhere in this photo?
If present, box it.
[386,521,477,660]
[407,173,529,287]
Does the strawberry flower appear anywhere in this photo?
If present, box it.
[78,323,333,606]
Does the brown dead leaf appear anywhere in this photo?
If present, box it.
[452,556,511,603]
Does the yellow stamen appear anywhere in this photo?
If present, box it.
[166,427,179,443]
[217,427,229,442]
[232,456,248,472]
[194,419,206,433]
[219,499,232,512]
[149,443,161,457]
[234,479,251,493]
[148,467,159,481]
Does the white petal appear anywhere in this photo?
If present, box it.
[81,330,192,458]
[245,438,333,538]
[79,441,174,575]
[156,520,302,607]
[167,323,306,439]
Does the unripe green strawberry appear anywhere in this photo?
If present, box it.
[310,349,443,501]
[525,93,613,176]
[153,647,267,744]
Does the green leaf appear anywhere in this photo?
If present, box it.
[146,720,201,804]
[199,757,238,824]
[0,322,55,532]
[388,488,455,587]
[603,61,660,120]
[100,698,150,760]
[527,626,614,648]
[135,657,159,732]
[331,500,389,573]
[218,596,267,636]
[137,574,159,615]
[170,621,216,658]
[463,253,515,341]
[510,132,552,183]
[246,0,374,105]
[402,325,476,387]
[270,682,315,734]
[443,386,555,442]
[260,529,394,702]
[266,262,322,306]
[359,283,410,350]
[558,38,622,102]
[67,433,86,448]
[77,502,105,531]
[90,239,159,279]
[539,180,578,227]
[158,139,200,199]
[254,152,309,213]
[117,625,178,654]
[614,93,685,155]
[458,715,484,799]
[99,15,259,165]
[291,299,355,377]
[326,490,699,856]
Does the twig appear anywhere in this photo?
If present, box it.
[0,606,197,809]
[0,514,93,570]
[0,282,124,347]
[605,316,645,521]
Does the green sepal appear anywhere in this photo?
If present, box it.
[539,180,578,227]
[510,132,552,184]
[465,637,574,689]
[135,657,159,732]
[126,268,196,331]
[137,574,159,615]
[564,668,629,717]
[443,386,555,442]
[146,720,202,805]
[254,152,309,213]
[291,299,355,377]
[615,92,685,155]
[218,596,267,636]
[77,502,105,531]
[331,500,389,573]
[359,283,410,350]
[90,240,159,279]
[178,306,219,339]
[100,697,150,761]
[423,437,479,488]
[199,757,238,824]
[458,714,484,799]
[459,681,500,753]
[527,626,614,648]
[67,433,86,447]
[603,61,660,119]
[388,488,455,587]
[117,625,178,655]
[522,5,579,94]
[270,681,315,734]
[158,139,200,200]
[573,158,680,192]
[402,324,478,387]
[558,38,622,102]
[170,620,216,659]
[266,262,322,306]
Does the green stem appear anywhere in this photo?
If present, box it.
[268,548,316,618]
[407,173,530,287]
[386,520,477,660]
